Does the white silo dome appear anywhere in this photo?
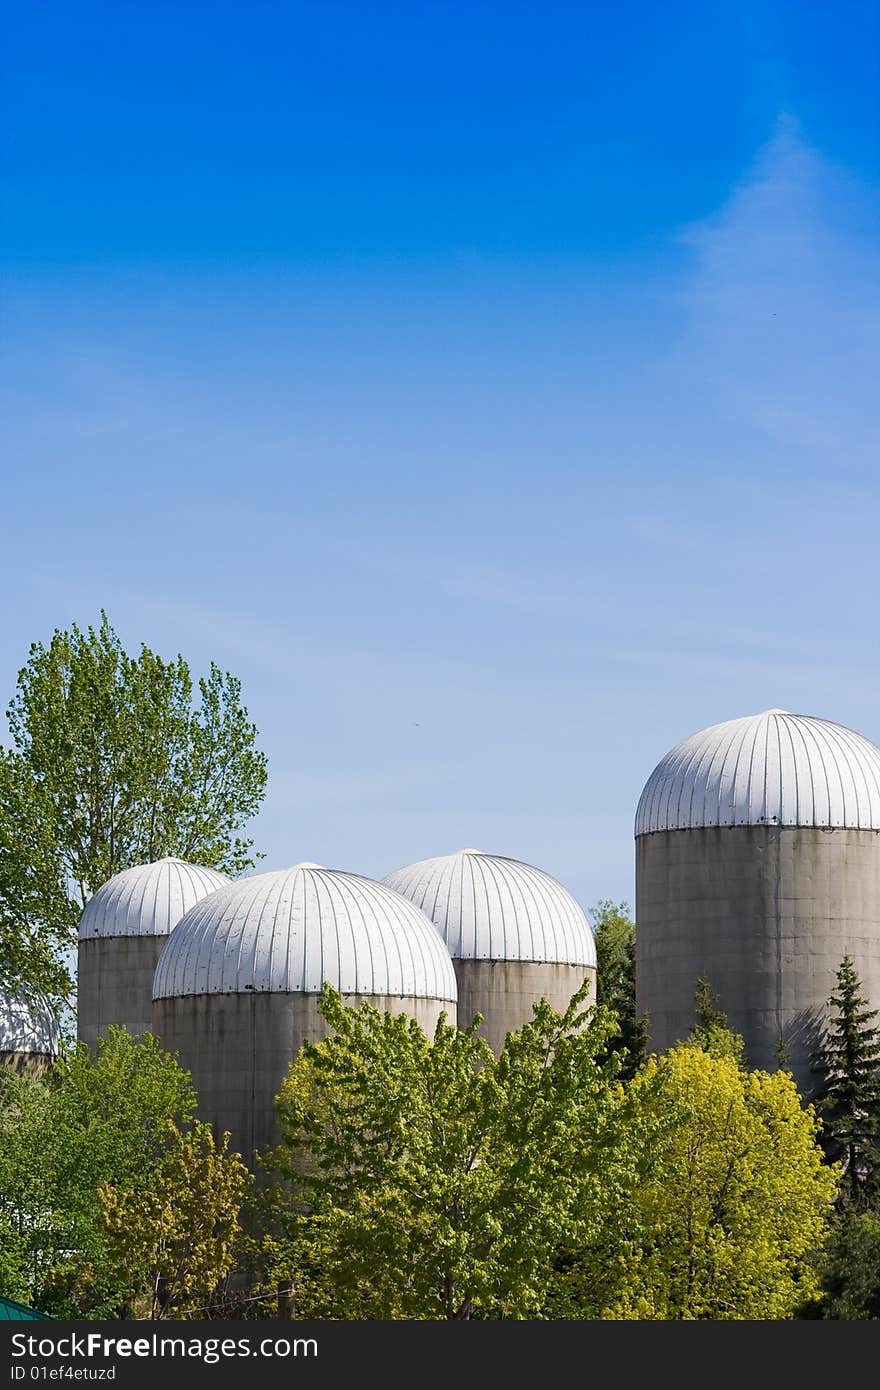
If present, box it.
[0,987,60,1056]
[152,863,458,1002]
[382,849,597,967]
[635,709,880,835]
[78,858,230,940]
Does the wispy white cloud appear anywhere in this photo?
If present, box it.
[672,117,879,463]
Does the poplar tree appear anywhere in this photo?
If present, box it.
[0,613,268,1007]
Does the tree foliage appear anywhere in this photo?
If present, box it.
[0,613,267,1006]
[254,986,836,1321]
[590,899,647,1079]
[686,977,745,1061]
[258,981,636,1319]
[807,1210,880,1319]
[99,1121,251,1319]
[0,1027,196,1316]
[609,1045,837,1319]
[812,954,880,1207]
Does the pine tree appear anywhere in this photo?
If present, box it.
[813,954,880,1206]
[590,901,648,1080]
[687,977,745,1061]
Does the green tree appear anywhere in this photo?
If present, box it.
[590,899,647,1079]
[609,1044,837,1319]
[807,1210,880,1319]
[258,982,636,1320]
[812,954,880,1206]
[0,613,268,1006]
[686,977,745,1061]
[0,1027,196,1316]
[99,1121,251,1319]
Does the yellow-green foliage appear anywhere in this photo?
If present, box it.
[0,1028,196,1317]
[256,993,838,1321]
[607,1046,838,1319]
[99,1121,251,1319]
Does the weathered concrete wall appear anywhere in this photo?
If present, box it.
[78,936,167,1046]
[0,1050,54,1075]
[152,992,452,1166]
[454,960,596,1054]
[636,825,880,1094]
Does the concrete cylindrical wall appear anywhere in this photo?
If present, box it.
[636,825,880,1092]
[454,960,596,1053]
[153,992,451,1163]
[383,849,597,1054]
[0,1050,55,1075]
[76,859,230,1048]
[78,936,167,1046]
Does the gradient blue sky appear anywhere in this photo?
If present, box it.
[2,1,878,911]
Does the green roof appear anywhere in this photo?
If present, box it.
[0,1296,53,1320]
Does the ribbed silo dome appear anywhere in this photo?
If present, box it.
[636,709,880,835]
[78,859,230,940]
[152,864,458,1002]
[0,987,60,1055]
[382,850,596,967]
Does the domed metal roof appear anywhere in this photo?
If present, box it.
[635,709,880,835]
[382,849,596,967]
[78,859,230,940]
[0,988,60,1056]
[152,863,458,1002]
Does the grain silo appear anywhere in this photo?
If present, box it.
[383,849,596,1052]
[151,863,458,1163]
[1,987,60,1072]
[77,858,229,1046]
[635,709,880,1092]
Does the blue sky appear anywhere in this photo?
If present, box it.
[2,1,878,911]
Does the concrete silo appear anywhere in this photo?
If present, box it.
[151,863,458,1163]
[1,987,60,1073]
[635,709,880,1092]
[383,849,596,1053]
[77,858,229,1046]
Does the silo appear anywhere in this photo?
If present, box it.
[77,858,229,1046]
[635,709,880,1093]
[383,849,597,1053]
[1,987,60,1073]
[151,863,458,1163]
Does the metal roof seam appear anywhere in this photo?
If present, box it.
[636,711,880,834]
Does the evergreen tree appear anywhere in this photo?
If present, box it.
[686,977,745,1061]
[808,1210,880,1319]
[590,900,648,1079]
[812,954,880,1206]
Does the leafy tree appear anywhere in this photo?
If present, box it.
[608,1045,837,1319]
[686,977,745,1061]
[0,1067,54,1303]
[806,1210,880,1319]
[0,613,267,1007]
[590,899,647,1079]
[99,1121,251,1319]
[812,954,880,1206]
[258,981,636,1320]
[0,1027,196,1316]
